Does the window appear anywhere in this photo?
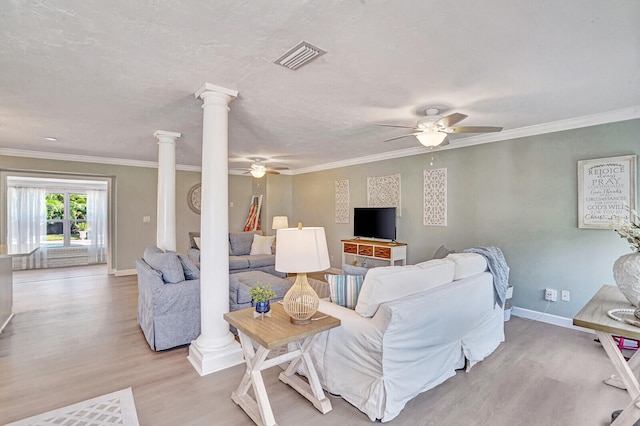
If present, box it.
[46,192,88,247]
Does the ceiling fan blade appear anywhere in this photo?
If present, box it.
[376,124,420,130]
[383,132,423,142]
[269,167,289,170]
[265,170,281,175]
[435,113,468,128]
[445,126,503,134]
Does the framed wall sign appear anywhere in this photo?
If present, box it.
[578,155,637,229]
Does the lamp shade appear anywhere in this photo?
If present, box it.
[272,216,289,230]
[416,131,447,147]
[275,227,330,273]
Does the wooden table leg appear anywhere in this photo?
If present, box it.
[597,330,640,400]
[611,394,640,425]
[278,335,332,414]
[231,331,278,426]
[605,342,640,390]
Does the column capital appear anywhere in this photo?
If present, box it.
[154,130,182,142]
[194,83,238,103]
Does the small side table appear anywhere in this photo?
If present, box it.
[224,303,340,426]
[574,285,640,425]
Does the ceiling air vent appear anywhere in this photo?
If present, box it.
[274,41,326,70]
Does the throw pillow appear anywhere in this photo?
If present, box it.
[325,274,364,309]
[144,245,164,258]
[178,254,200,280]
[143,248,185,284]
[250,234,276,255]
[193,237,201,249]
[342,263,370,277]
[229,231,260,255]
[432,245,455,259]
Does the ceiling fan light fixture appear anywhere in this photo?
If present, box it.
[250,164,267,178]
[416,131,447,147]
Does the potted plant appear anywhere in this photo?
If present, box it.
[248,282,277,314]
[76,222,88,240]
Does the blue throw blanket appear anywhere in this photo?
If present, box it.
[463,246,510,308]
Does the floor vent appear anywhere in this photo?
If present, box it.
[274,41,326,70]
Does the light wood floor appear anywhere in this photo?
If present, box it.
[0,266,631,425]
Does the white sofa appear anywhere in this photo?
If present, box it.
[306,253,505,422]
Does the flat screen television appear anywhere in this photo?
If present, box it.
[353,207,396,241]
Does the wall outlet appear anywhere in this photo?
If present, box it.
[143,216,151,223]
[561,290,570,302]
[544,288,557,302]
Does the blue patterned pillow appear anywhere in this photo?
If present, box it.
[325,274,364,309]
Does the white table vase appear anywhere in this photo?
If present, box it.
[614,252,640,306]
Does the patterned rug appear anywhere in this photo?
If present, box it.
[7,388,139,426]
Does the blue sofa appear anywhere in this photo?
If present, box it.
[188,231,286,278]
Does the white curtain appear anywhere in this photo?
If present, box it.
[87,189,107,264]
[7,186,47,268]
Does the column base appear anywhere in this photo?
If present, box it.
[188,336,244,376]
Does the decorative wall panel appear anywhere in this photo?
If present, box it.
[367,174,401,216]
[423,168,447,226]
[335,179,350,223]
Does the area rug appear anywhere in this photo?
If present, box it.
[7,387,140,426]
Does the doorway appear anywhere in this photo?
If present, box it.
[5,176,110,270]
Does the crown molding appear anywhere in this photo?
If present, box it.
[0,148,202,172]
[1,106,638,175]
[291,105,640,175]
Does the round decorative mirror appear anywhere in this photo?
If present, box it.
[187,183,201,214]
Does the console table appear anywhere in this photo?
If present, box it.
[573,285,640,424]
[224,303,340,426]
[341,239,407,267]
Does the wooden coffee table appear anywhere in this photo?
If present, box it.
[224,302,340,426]
[574,285,640,425]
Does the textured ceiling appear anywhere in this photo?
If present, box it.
[1,1,639,172]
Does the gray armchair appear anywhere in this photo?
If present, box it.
[136,246,201,351]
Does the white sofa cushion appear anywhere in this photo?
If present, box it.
[446,253,487,280]
[355,260,455,318]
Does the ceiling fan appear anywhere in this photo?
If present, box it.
[235,158,289,178]
[378,108,502,147]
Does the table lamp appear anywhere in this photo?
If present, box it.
[275,224,330,324]
[272,216,289,231]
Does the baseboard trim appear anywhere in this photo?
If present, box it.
[115,269,137,277]
[511,306,594,333]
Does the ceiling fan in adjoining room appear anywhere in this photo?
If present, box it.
[377,108,503,148]
[233,158,289,178]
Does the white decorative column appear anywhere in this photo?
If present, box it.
[188,83,243,375]
[154,130,181,252]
